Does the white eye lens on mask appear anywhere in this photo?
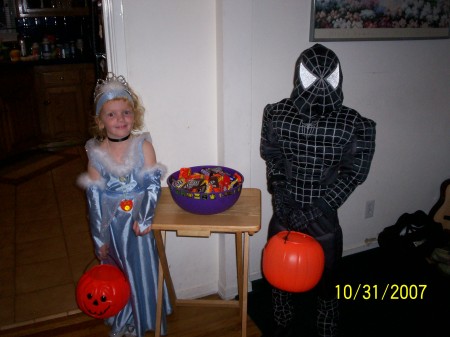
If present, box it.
[326,64,340,90]
[299,62,318,89]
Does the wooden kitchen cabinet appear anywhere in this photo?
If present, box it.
[16,0,89,17]
[34,63,95,146]
[0,67,40,160]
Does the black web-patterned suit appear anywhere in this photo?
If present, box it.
[261,44,375,337]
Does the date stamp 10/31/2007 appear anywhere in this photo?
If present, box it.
[335,284,427,301]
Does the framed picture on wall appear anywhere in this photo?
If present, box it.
[310,0,450,41]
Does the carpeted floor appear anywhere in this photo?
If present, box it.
[248,247,450,337]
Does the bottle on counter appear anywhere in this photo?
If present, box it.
[75,38,84,58]
[69,41,76,58]
[10,45,20,62]
[63,43,70,59]
[19,38,27,57]
[31,42,40,60]
[47,35,56,58]
[41,38,51,60]
[55,44,63,59]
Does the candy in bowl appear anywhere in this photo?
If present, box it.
[167,165,243,215]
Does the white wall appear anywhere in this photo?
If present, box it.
[110,0,450,299]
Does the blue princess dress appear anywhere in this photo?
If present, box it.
[77,133,172,337]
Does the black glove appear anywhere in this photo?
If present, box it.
[272,182,323,231]
[272,182,288,222]
[287,204,323,231]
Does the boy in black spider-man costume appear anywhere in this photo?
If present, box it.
[260,44,376,337]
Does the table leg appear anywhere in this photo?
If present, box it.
[154,230,177,306]
[153,230,177,337]
[236,232,250,337]
[235,232,243,301]
[155,244,164,337]
[241,232,249,337]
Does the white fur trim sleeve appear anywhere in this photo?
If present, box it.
[76,173,106,190]
[138,162,167,180]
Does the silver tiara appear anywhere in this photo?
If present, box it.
[94,73,131,101]
[94,73,133,115]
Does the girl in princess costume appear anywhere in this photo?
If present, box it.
[77,73,172,337]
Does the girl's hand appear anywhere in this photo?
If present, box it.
[133,221,152,236]
[98,244,109,260]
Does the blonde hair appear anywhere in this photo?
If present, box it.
[90,73,146,140]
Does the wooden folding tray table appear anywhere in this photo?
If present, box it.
[152,187,261,337]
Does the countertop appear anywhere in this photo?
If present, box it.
[0,56,95,69]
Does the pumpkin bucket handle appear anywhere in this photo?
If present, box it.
[283,229,291,243]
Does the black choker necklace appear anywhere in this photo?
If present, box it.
[107,134,131,142]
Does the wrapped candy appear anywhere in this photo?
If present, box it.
[171,166,242,193]
[178,167,191,180]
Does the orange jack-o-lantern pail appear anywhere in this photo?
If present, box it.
[262,231,325,293]
[76,264,130,319]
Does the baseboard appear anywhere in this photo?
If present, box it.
[174,281,218,300]
[250,270,263,283]
[218,279,254,300]
[175,280,253,300]
[343,241,379,256]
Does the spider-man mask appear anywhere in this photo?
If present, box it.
[291,44,344,122]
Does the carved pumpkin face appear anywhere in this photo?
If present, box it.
[262,231,325,293]
[76,264,131,319]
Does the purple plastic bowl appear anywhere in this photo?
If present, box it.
[167,165,244,215]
